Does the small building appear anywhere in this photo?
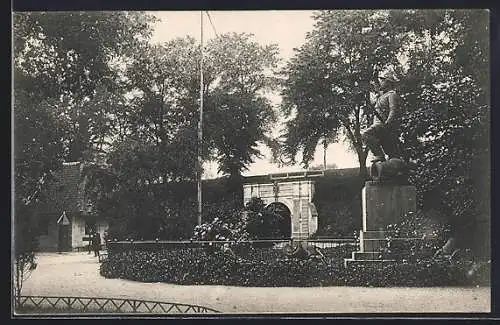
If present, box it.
[34,162,108,252]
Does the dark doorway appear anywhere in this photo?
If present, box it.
[58,225,71,252]
[265,202,292,239]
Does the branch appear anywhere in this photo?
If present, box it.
[341,118,356,144]
[341,117,362,153]
[354,104,362,140]
[23,173,49,206]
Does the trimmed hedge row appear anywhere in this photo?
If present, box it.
[100,248,489,287]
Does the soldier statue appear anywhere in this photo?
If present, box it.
[362,70,408,182]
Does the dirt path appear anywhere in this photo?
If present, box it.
[20,252,490,314]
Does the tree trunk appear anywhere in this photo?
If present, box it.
[357,149,368,179]
[323,140,327,171]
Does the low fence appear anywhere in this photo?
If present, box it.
[105,238,359,267]
[14,295,220,314]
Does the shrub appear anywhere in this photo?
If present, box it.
[313,169,364,238]
[378,210,490,286]
[381,210,450,262]
[191,197,290,251]
[100,243,485,287]
[101,248,342,287]
[341,260,465,287]
[245,198,291,240]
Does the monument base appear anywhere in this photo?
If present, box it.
[362,181,416,232]
[344,181,416,268]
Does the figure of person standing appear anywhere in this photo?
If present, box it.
[92,230,101,257]
[362,70,403,164]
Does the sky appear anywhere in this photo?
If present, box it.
[150,11,360,178]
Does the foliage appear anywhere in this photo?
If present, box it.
[280,9,490,250]
[100,245,487,287]
[386,210,450,240]
[394,10,490,234]
[378,209,489,285]
[85,178,198,241]
[119,33,279,179]
[205,92,276,177]
[191,210,250,243]
[83,162,247,241]
[13,84,65,207]
[204,33,280,177]
[13,11,158,161]
[381,210,450,262]
[280,10,403,174]
[244,197,291,240]
[343,260,468,287]
[101,247,341,286]
[191,197,290,245]
[312,168,364,237]
[13,12,157,277]
[312,205,359,239]
[81,33,280,239]
[13,204,38,305]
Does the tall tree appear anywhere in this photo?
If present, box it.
[13,12,157,298]
[280,10,404,176]
[391,9,490,252]
[280,9,489,255]
[12,76,64,305]
[204,32,280,178]
[122,33,280,179]
[84,33,281,239]
[14,11,157,161]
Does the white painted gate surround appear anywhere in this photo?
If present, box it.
[243,173,322,239]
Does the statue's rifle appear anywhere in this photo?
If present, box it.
[366,101,385,124]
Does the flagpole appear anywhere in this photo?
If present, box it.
[197,11,204,226]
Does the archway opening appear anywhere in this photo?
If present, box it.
[264,202,292,239]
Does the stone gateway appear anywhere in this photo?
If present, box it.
[243,171,323,240]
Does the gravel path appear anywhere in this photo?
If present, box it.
[20,252,490,314]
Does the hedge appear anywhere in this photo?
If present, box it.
[100,248,490,287]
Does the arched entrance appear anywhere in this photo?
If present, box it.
[264,202,291,239]
[243,174,321,239]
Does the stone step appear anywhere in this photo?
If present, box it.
[360,238,388,252]
[344,258,396,268]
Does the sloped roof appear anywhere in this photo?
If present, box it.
[36,162,87,215]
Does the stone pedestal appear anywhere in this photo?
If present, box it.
[344,181,417,268]
[362,181,416,232]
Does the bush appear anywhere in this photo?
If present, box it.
[377,210,490,286]
[101,248,341,287]
[313,169,364,237]
[191,197,290,251]
[245,198,291,240]
[341,260,466,287]
[100,244,486,287]
[382,210,450,262]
